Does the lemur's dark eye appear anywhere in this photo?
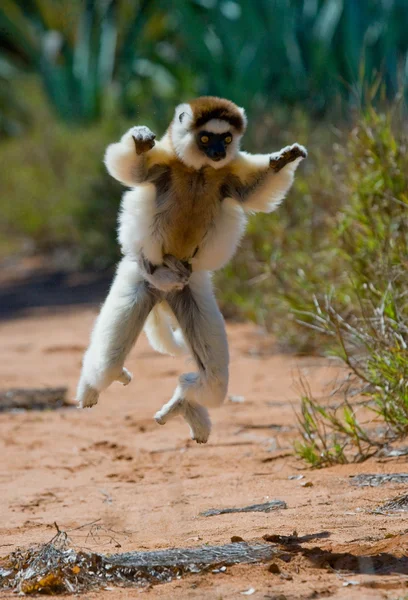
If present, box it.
[201,135,209,144]
[225,135,232,144]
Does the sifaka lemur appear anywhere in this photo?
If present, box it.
[76,96,307,444]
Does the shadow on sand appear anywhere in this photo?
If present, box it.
[0,268,113,320]
[263,531,408,575]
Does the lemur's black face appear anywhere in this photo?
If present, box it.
[196,131,233,162]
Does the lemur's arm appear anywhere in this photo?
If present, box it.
[223,143,307,213]
[104,126,166,187]
[110,127,191,292]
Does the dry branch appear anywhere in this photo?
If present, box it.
[0,387,68,411]
[0,531,277,595]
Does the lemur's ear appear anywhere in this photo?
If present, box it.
[174,103,193,129]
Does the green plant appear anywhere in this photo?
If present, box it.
[295,272,408,467]
[0,0,194,126]
[174,0,408,114]
[337,104,408,288]
[290,103,408,466]
[0,60,30,137]
[215,109,341,351]
[211,96,408,466]
[217,96,408,346]
[0,78,132,263]
[3,0,408,132]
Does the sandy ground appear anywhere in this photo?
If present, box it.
[1,265,408,599]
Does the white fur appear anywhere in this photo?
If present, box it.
[144,302,189,356]
[104,127,149,187]
[76,257,147,407]
[238,146,306,213]
[193,198,247,271]
[117,185,162,264]
[78,113,306,444]
[237,105,248,130]
[105,125,172,189]
[154,271,229,443]
[204,119,232,134]
[104,140,137,188]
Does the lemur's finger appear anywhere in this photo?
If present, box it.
[130,125,155,139]
[133,133,156,142]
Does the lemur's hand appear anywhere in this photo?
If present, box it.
[270,143,307,173]
[121,126,156,154]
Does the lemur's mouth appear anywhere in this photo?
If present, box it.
[203,148,226,161]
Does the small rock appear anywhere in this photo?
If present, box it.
[280,554,292,563]
[301,481,313,488]
[231,536,245,543]
[268,563,281,574]
[212,566,227,573]
[240,588,256,596]
[229,395,245,403]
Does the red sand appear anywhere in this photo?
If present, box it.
[1,289,407,598]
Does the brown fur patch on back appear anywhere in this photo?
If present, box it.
[189,97,246,133]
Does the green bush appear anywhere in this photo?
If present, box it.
[215,110,341,351]
[174,0,408,114]
[294,269,408,467]
[291,106,408,466]
[0,80,131,265]
[215,99,408,466]
[2,0,408,134]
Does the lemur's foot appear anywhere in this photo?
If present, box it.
[154,398,211,444]
[148,259,192,292]
[126,125,156,155]
[185,402,211,444]
[154,397,184,425]
[149,267,187,292]
[116,367,132,386]
[270,143,307,172]
[141,253,191,293]
[77,383,99,408]
[163,255,191,282]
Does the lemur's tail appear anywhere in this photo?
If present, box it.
[144,301,189,357]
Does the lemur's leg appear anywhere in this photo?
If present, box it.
[77,257,158,408]
[154,271,229,443]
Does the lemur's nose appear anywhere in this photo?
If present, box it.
[210,146,226,159]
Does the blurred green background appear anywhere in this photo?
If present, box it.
[1,0,407,346]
